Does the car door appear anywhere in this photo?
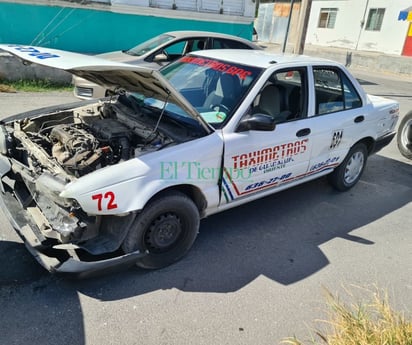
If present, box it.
[220,67,313,204]
[305,65,365,175]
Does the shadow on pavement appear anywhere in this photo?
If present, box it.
[0,155,410,345]
[0,241,85,345]
[73,154,411,297]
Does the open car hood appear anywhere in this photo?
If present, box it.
[0,44,212,133]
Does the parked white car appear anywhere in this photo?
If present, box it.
[0,45,399,277]
[72,30,262,99]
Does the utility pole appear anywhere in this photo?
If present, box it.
[293,0,312,54]
[282,0,295,53]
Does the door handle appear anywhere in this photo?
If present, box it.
[296,128,311,137]
[354,115,365,123]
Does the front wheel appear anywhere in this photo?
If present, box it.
[397,111,412,160]
[122,191,199,270]
[328,143,368,191]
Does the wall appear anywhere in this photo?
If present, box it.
[357,0,409,54]
[306,0,410,55]
[255,2,301,45]
[0,0,254,54]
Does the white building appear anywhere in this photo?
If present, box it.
[306,0,412,55]
[255,0,412,56]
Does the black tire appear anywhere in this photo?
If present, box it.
[122,191,199,270]
[328,143,368,191]
[397,111,412,160]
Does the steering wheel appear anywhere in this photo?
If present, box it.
[210,104,230,113]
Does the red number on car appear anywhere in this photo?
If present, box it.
[92,192,118,211]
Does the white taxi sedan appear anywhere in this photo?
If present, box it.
[0,45,399,277]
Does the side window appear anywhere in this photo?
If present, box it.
[251,68,307,123]
[163,40,188,57]
[313,67,362,115]
[190,39,206,51]
[211,38,253,50]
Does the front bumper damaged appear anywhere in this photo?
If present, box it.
[0,190,146,278]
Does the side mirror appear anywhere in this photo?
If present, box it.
[236,113,276,132]
[153,53,168,62]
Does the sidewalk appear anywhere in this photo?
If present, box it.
[261,42,412,79]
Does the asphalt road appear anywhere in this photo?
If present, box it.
[0,71,411,345]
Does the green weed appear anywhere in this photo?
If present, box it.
[0,79,71,92]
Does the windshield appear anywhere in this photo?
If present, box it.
[160,55,262,128]
[125,34,175,56]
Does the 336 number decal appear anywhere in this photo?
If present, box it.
[330,130,343,149]
[92,191,118,211]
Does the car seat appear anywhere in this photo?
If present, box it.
[203,73,240,110]
[253,84,291,122]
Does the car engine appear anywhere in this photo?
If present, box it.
[49,119,134,176]
[8,99,174,179]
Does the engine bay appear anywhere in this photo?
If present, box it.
[6,95,189,177]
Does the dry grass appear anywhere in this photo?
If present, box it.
[0,83,16,93]
[283,287,412,345]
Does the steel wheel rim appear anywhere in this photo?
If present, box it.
[344,151,364,185]
[144,213,182,253]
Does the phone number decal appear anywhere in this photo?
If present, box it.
[9,45,59,59]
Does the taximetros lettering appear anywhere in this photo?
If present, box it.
[232,139,308,169]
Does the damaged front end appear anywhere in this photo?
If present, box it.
[0,44,212,277]
[0,99,176,277]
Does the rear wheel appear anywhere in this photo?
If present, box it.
[328,143,368,191]
[122,191,199,270]
[397,111,412,160]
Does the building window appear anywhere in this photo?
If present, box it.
[365,8,385,31]
[318,8,338,29]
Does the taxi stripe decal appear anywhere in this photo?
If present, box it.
[221,162,340,202]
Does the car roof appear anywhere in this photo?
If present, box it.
[162,30,262,48]
[165,30,252,40]
[188,49,340,69]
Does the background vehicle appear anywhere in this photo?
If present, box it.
[397,110,412,159]
[73,30,262,99]
[0,45,399,277]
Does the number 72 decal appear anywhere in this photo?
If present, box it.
[92,191,118,211]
